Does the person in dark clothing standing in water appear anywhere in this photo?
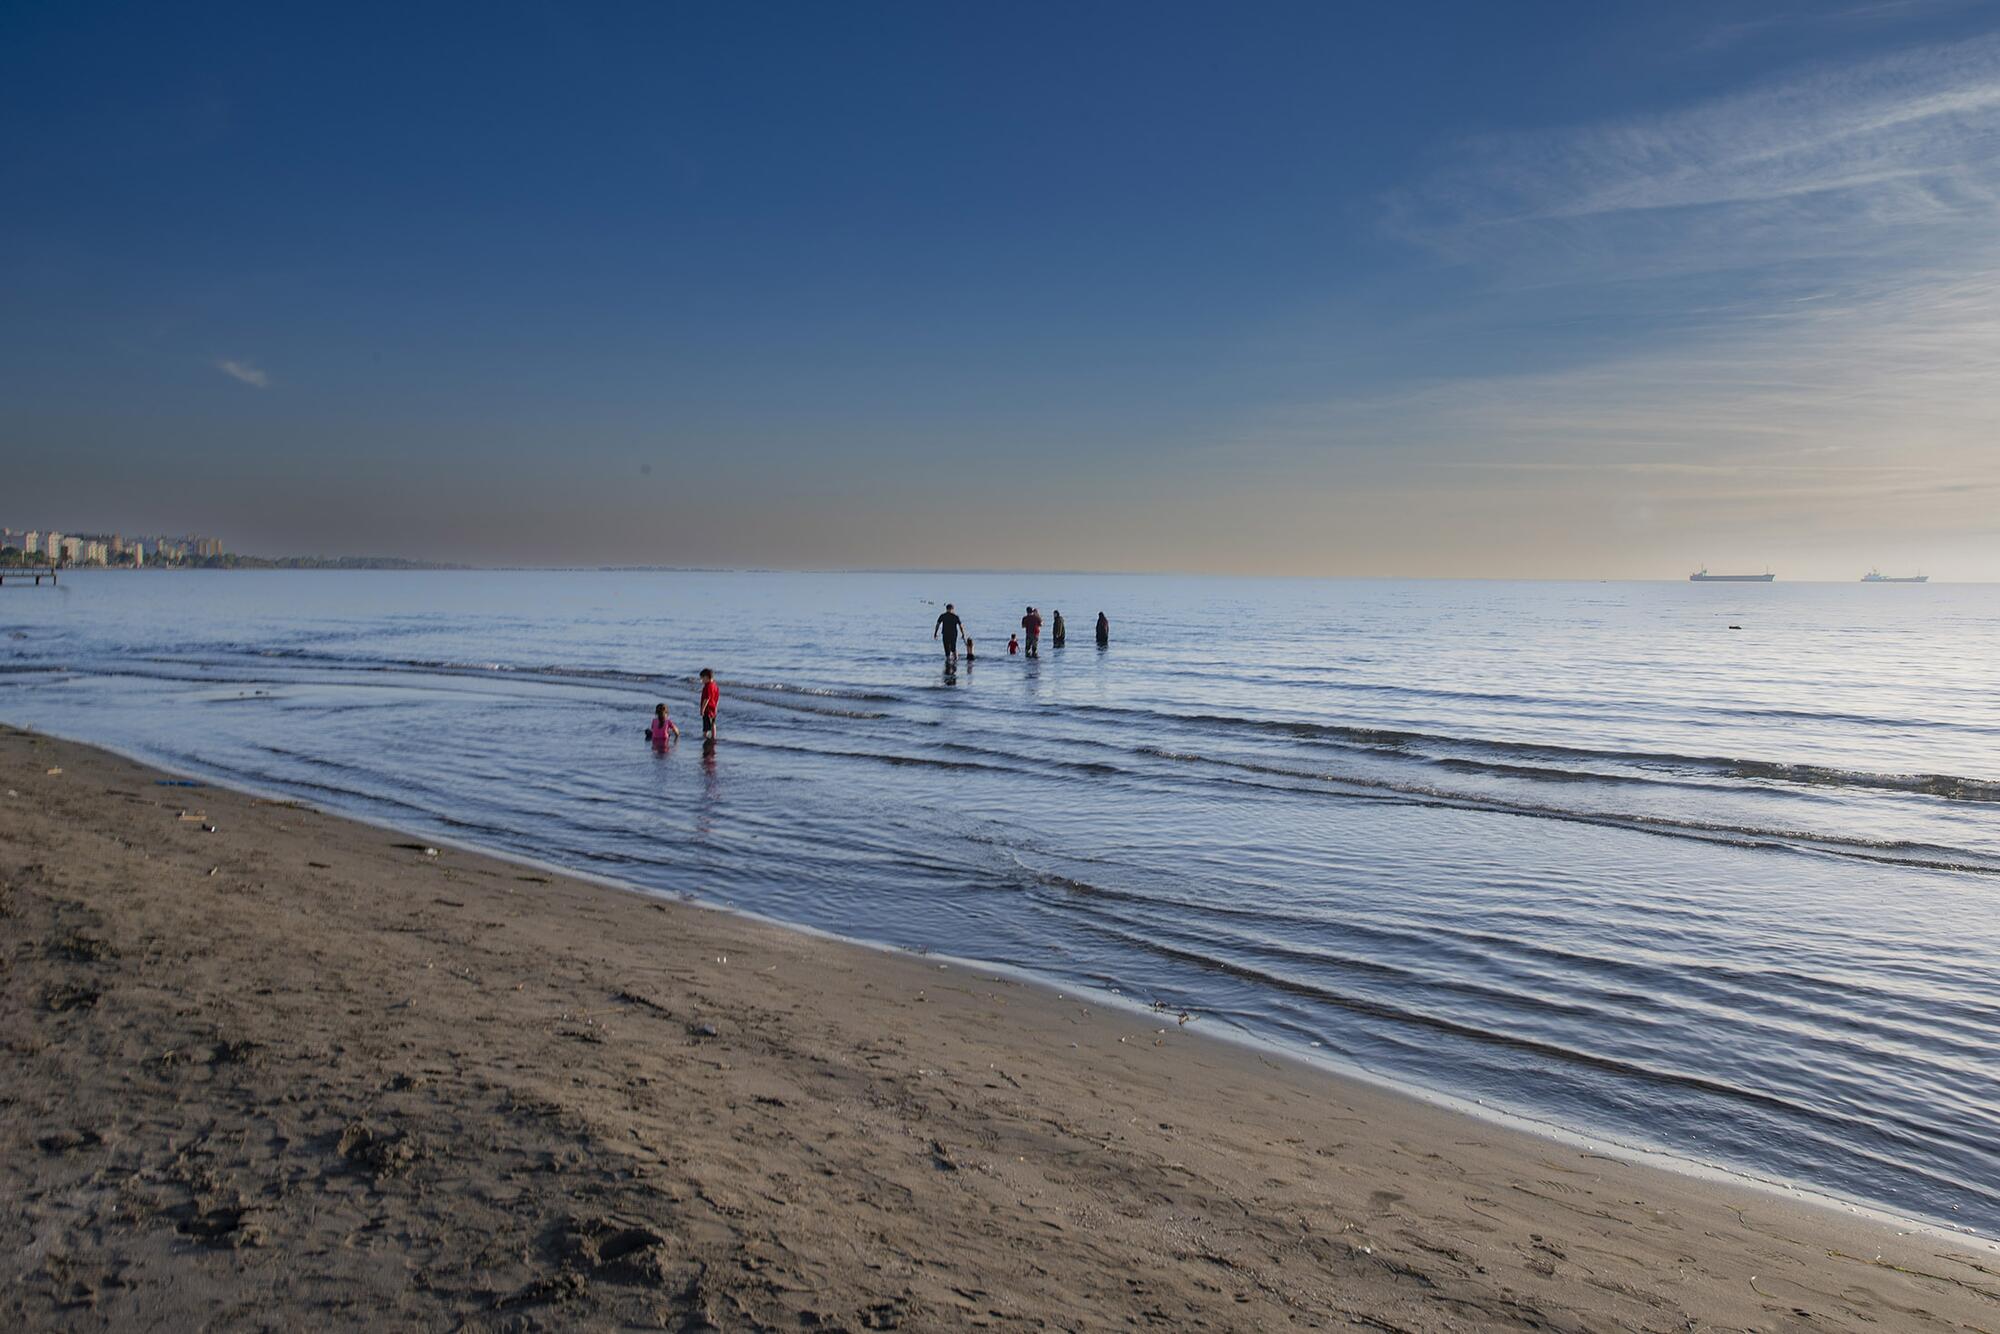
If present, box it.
[1051,610,1066,647]
[1021,605,1042,658]
[1095,611,1110,647]
[933,603,966,665]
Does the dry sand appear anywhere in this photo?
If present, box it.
[2,724,1995,1331]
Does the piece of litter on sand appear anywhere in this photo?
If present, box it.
[202,824,217,833]
[423,847,439,857]
[45,767,61,776]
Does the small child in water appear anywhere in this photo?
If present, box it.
[1007,634,1019,655]
[962,637,975,662]
[646,703,679,747]
[698,667,719,743]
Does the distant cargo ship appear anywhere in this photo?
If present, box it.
[1689,568,1775,582]
[1861,570,1927,583]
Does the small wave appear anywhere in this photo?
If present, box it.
[727,738,1012,775]
[1086,704,2000,805]
[733,736,1129,781]
[1132,746,2000,874]
[1727,759,2000,803]
[731,695,890,720]
[729,681,904,704]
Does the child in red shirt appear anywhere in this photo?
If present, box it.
[1007,635,1019,655]
[698,668,719,742]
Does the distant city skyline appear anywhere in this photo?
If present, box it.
[3,3,1997,579]
[0,525,224,567]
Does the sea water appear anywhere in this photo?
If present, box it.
[3,570,1996,1232]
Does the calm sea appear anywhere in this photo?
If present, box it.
[4,571,1996,1234]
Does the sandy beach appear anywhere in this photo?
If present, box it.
[2,724,1994,1331]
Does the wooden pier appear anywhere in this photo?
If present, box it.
[0,565,58,586]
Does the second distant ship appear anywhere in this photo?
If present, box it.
[1862,570,1928,583]
[1689,568,1775,582]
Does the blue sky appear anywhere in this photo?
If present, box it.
[3,1,1997,575]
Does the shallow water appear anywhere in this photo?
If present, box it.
[4,570,1996,1233]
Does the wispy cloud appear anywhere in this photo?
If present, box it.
[216,358,270,388]
[1393,33,2000,283]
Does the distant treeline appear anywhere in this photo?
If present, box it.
[208,555,462,570]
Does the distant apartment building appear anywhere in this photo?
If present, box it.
[48,533,65,563]
[131,542,144,567]
[58,536,81,564]
[86,541,109,565]
[22,532,39,556]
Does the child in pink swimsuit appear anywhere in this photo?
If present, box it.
[646,703,679,748]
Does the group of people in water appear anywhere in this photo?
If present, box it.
[932,602,1108,666]
[645,605,1110,751]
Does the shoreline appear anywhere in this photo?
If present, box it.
[3,724,1995,1329]
[24,721,1983,1249]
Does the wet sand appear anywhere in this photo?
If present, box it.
[2,725,1994,1331]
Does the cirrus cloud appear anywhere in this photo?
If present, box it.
[216,358,270,388]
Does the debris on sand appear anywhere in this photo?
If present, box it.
[46,932,117,963]
[176,1203,267,1249]
[553,1216,678,1287]
[613,988,672,1015]
[496,1268,592,1310]
[209,1038,258,1065]
[42,982,100,1012]
[336,1120,424,1178]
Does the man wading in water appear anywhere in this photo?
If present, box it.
[934,603,966,665]
[1021,605,1042,658]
